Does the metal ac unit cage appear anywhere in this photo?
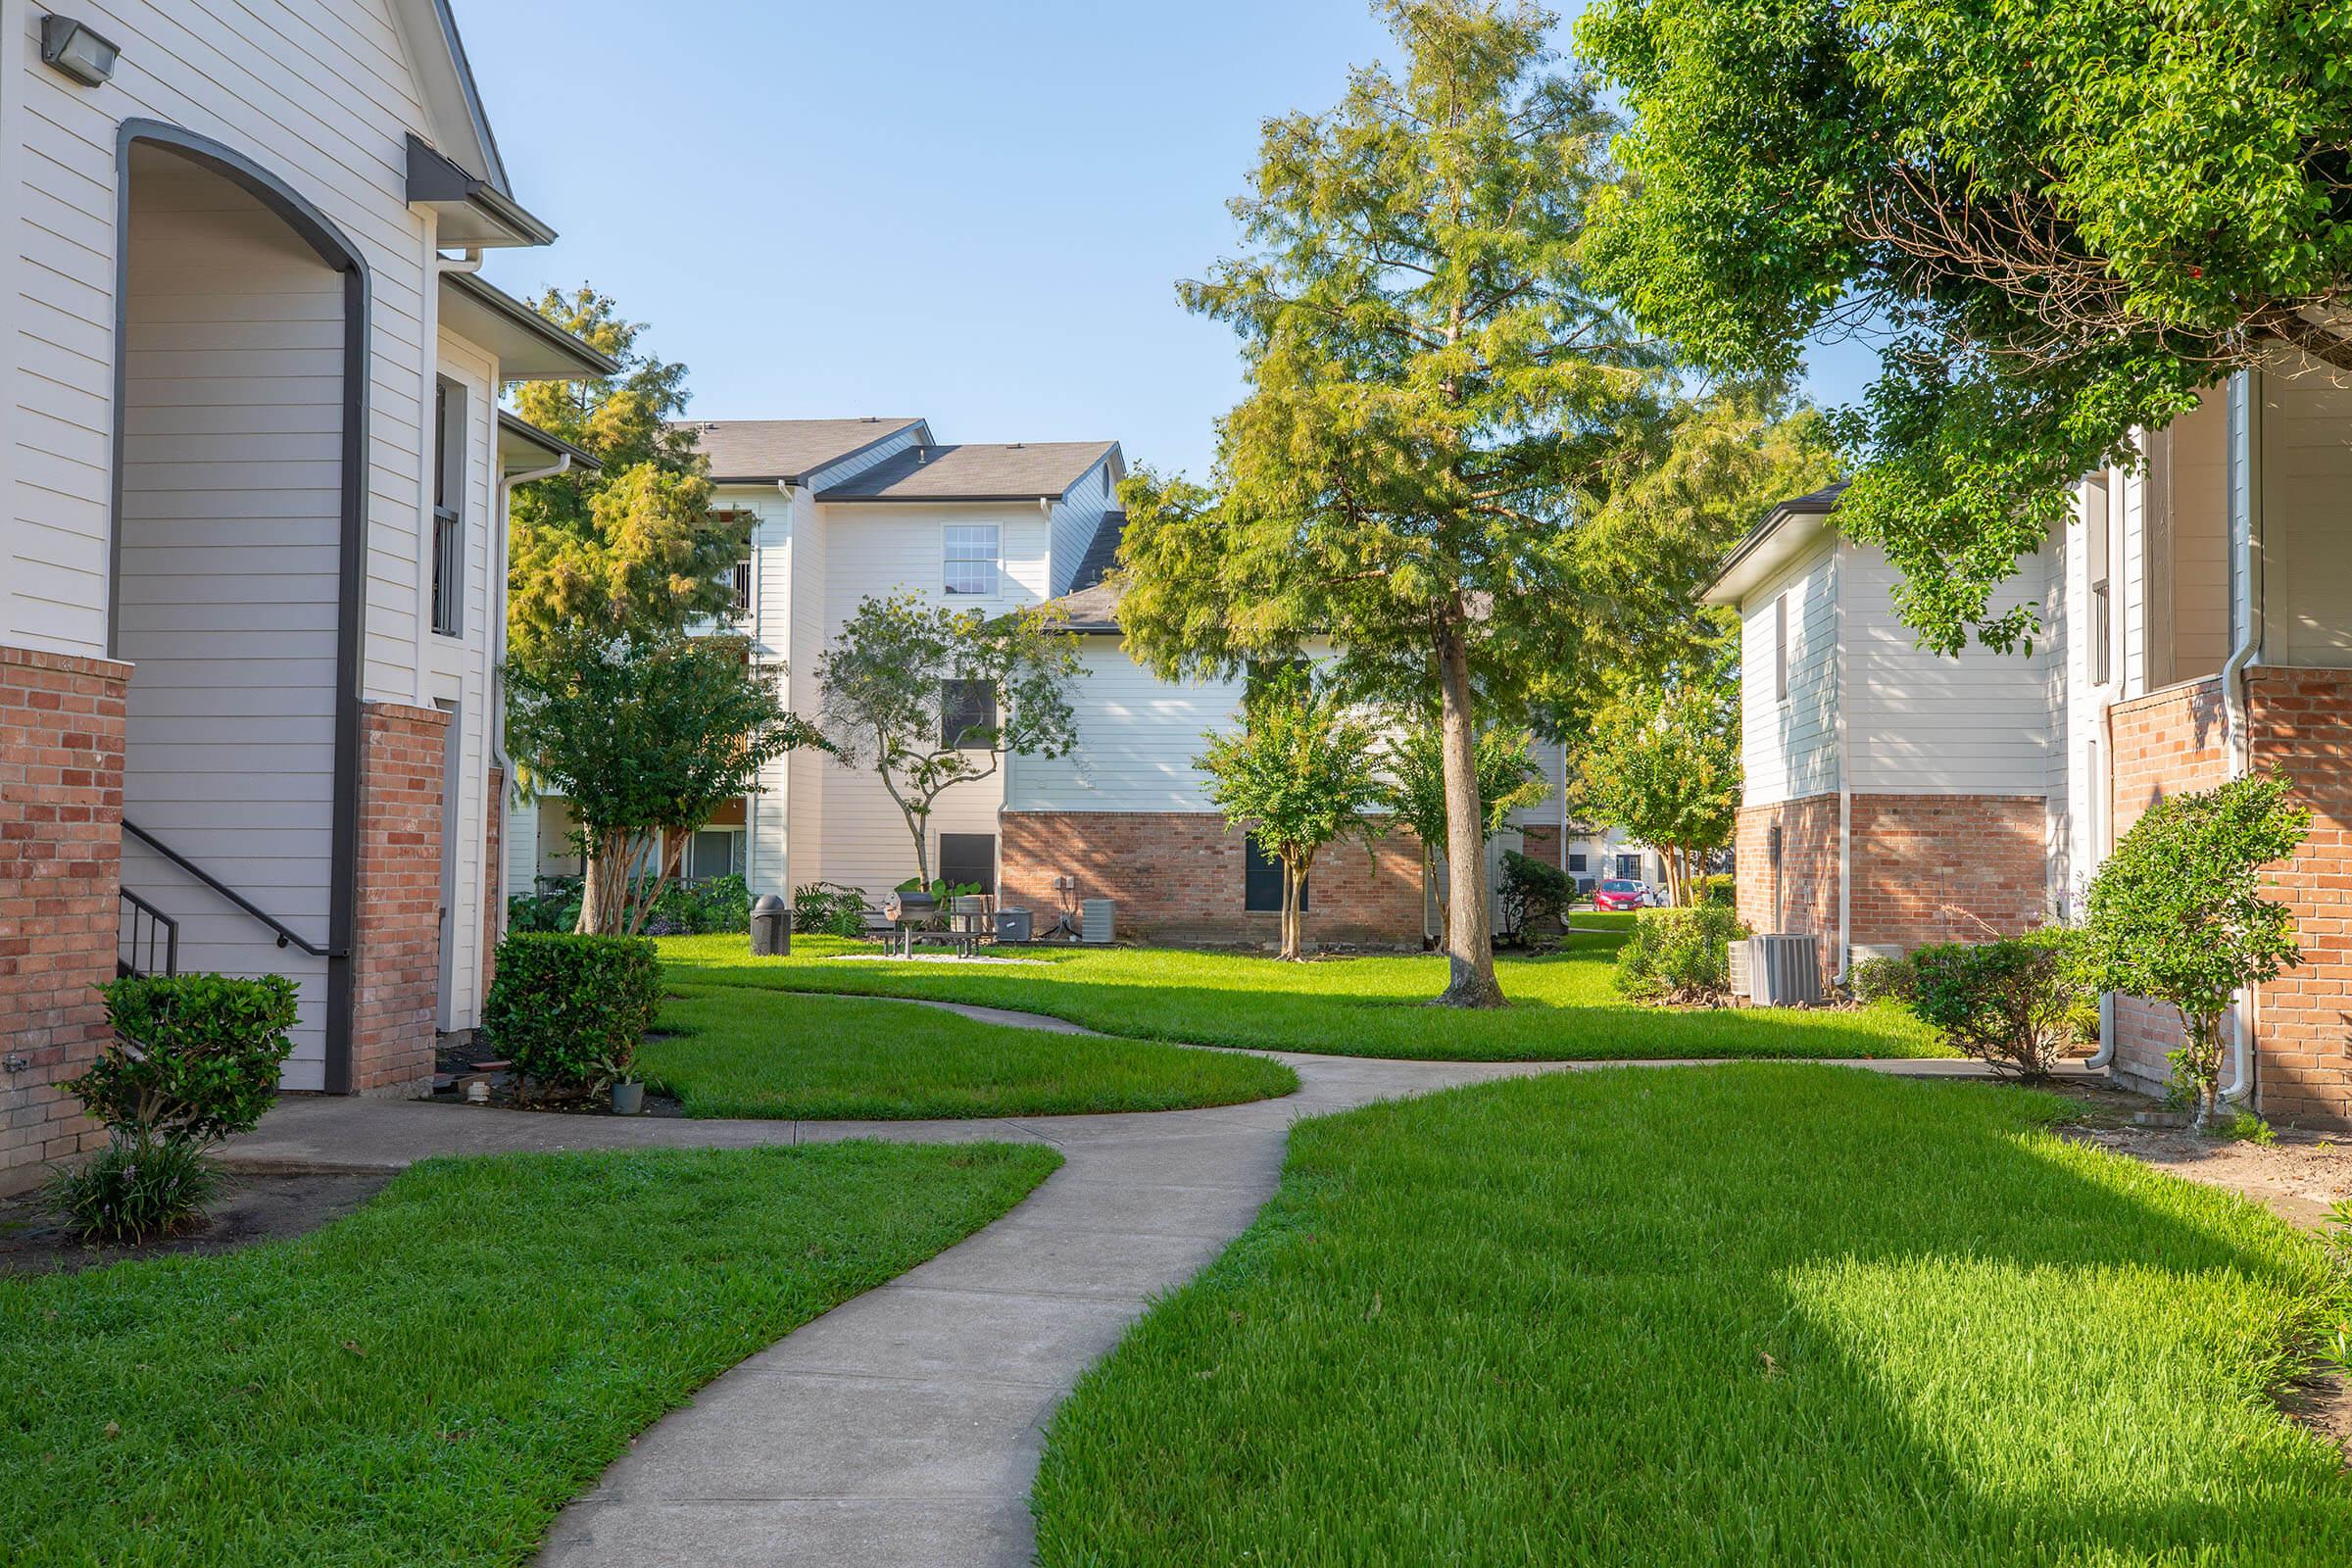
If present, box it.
[1728,939,1753,1001]
[1747,934,1824,1007]
[1081,899,1116,945]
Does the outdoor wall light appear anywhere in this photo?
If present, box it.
[40,15,121,87]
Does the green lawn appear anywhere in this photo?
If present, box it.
[643,985,1298,1118]
[1030,1066,2351,1565]
[3,1142,1058,1567]
[658,931,1944,1062]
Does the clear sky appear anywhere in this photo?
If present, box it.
[460,0,1876,480]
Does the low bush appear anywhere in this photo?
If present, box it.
[646,873,752,936]
[55,972,298,1241]
[1614,905,1747,1004]
[1909,929,2083,1082]
[72,973,300,1146]
[793,881,871,939]
[1499,851,1571,944]
[46,1138,218,1246]
[1848,955,1918,1005]
[483,933,662,1098]
[508,876,583,935]
[1699,873,1736,907]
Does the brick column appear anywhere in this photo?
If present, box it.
[348,702,450,1098]
[2245,668,2352,1125]
[0,646,131,1190]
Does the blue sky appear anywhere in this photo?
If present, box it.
[461,0,1876,480]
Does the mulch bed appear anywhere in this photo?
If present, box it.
[0,1167,392,1276]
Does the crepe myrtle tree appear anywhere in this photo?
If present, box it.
[1198,665,1386,961]
[817,592,1084,886]
[1579,0,2352,656]
[1383,716,1547,942]
[505,631,826,936]
[2080,773,2310,1128]
[1570,638,1740,907]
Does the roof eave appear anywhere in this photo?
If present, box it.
[1700,502,1838,607]
[497,410,602,473]
[439,271,619,382]
[407,133,557,248]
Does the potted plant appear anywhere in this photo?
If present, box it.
[598,1053,645,1116]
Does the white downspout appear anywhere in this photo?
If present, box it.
[492,452,573,936]
[2086,468,2126,1070]
[1833,547,1852,986]
[2219,369,2263,1106]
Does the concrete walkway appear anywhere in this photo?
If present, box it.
[218,1009,2090,1568]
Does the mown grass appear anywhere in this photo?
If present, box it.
[642,985,1298,1118]
[1030,1065,2352,1565]
[2,1142,1059,1567]
[658,931,1944,1062]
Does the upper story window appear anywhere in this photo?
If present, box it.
[944,523,1000,596]
[1773,592,1789,704]
[2084,475,2112,687]
[430,377,465,638]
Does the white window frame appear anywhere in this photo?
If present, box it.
[944,523,1001,597]
[1773,593,1790,705]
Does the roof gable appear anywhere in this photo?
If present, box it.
[687,418,930,485]
[391,0,511,197]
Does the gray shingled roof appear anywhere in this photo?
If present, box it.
[1069,511,1126,592]
[684,418,926,484]
[1045,578,1123,632]
[817,441,1119,502]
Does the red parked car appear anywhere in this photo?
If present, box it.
[1592,878,1662,911]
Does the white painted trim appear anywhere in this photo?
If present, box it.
[1833,546,1850,982]
[0,0,29,649]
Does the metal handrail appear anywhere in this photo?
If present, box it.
[118,886,179,977]
[121,818,338,957]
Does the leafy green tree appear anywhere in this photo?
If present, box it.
[1578,0,2352,654]
[816,593,1084,885]
[505,632,825,935]
[1117,0,1682,1007]
[1384,718,1547,943]
[509,286,747,663]
[1571,642,1739,907]
[1198,667,1386,960]
[2079,773,2310,1127]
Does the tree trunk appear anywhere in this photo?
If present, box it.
[1279,858,1298,961]
[575,852,603,934]
[2184,1010,2225,1129]
[1434,623,1503,1007]
[1424,843,1446,947]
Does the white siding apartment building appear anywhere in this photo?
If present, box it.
[1707,365,2352,1125]
[0,0,612,1187]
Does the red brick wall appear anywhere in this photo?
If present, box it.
[2105,678,2235,1100]
[2244,667,2352,1125]
[1518,823,1562,870]
[482,764,503,1010]
[1847,795,2047,952]
[1000,811,1426,947]
[1734,796,1838,980]
[349,702,448,1097]
[0,647,131,1191]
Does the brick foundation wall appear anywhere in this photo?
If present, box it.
[1847,795,2047,952]
[1734,796,1838,981]
[1000,810,1426,948]
[0,647,131,1192]
[1517,823,1562,871]
[2105,678,2235,1100]
[2244,668,2352,1125]
[349,702,449,1098]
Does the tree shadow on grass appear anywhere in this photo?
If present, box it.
[1029,1064,2352,1565]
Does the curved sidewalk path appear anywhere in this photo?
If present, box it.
[220,1005,2083,1568]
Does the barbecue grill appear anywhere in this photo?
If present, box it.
[881,888,937,926]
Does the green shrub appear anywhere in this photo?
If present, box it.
[509,876,583,934]
[1909,929,2083,1082]
[73,973,299,1147]
[1699,873,1736,907]
[1499,851,1570,943]
[647,873,752,936]
[1848,955,1918,1004]
[45,1138,218,1246]
[793,882,871,939]
[2218,1108,2277,1147]
[1614,905,1748,1004]
[483,933,661,1098]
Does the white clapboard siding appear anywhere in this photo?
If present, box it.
[2169,386,2233,679]
[118,159,341,1082]
[2261,356,2352,666]
[1005,641,1247,813]
[1843,543,2050,797]
[7,0,439,676]
[1738,538,1838,806]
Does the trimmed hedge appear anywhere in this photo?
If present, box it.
[73,972,299,1146]
[1848,955,1919,1004]
[1909,930,2082,1081]
[483,933,662,1096]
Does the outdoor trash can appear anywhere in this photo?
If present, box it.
[751,894,790,956]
